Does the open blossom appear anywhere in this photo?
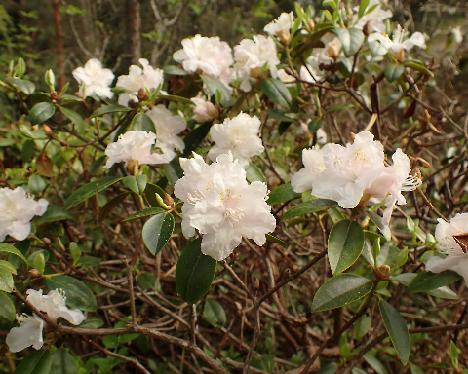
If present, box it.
[191,96,219,123]
[116,58,164,106]
[291,131,420,232]
[6,289,85,353]
[72,58,114,99]
[174,152,276,261]
[234,35,279,92]
[353,0,392,33]
[208,112,264,166]
[6,316,44,353]
[426,213,468,283]
[0,187,48,241]
[299,34,340,82]
[145,105,186,162]
[173,35,233,85]
[368,25,426,56]
[26,289,85,325]
[264,12,293,41]
[451,26,463,44]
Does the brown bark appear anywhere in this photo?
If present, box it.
[52,0,65,90]
[127,0,141,64]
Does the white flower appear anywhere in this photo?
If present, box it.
[426,213,468,283]
[72,58,114,99]
[208,112,264,166]
[277,69,296,84]
[6,315,44,353]
[292,131,384,208]
[368,25,426,56]
[451,26,463,44]
[116,58,164,106]
[0,187,48,241]
[234,35,280,92]
[191,97,219,123]
[173,35,233,85]
[174,152,276,261]
[316,128,328,145]
[264,12,293,38]
[145,105,186,162]
[299,34,339,82]
[26,289,85,325]
[353,0,392,33]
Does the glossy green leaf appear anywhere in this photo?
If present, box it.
[46,275,97,312]
[176,239,216,304]
[333,27,364,56]
[91,104,132,117]
[58,106,85,127]
[408,271,460,293]
[183,122,212,156]
[384,63,405,82]
[29,102,56,125]
[0,243,27,263]
[267,183,297,205]
[5,77,35,94]
[122,175,147,194]
[201,75,231,106]
[0,267,14,292]
[123,207,165,222]
[141,212,175,255]
[378,299,410,364]
[358,0,371,17]
[50,350,80,374]
[312,274,373,312]
[64,176,123,209]
[261,78,292,109]
[35,205,73,225]
[283,199,336,220]
[328,220,365,274]
[132,112,156,132]
[15,350,52,374]
[28,174,47,193]
[0,291,16,321]
[28,251,46,274]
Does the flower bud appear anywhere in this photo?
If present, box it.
[127,159,139,175]
[137,88,148,101]
[277,30,291,45]
[373,264,391,280]
[191,97,219,123]
[396,49,406,62]
[44,69,56,91]
[43,125,53,136]
[306,19,316,33]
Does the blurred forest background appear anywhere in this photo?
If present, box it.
[0,0,466,93]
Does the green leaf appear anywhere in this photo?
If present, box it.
[384,63,405,82]
[0,267,14,292]
[15,350,52,374]
[404,59,434,77]
[358,0,371,17]
[5,77,35,94]
[35,205,73,225]
[333,27,364,56]
[46,275,97,312]
[64,176,123,209]
[328,220,365,274]
[21,139,35,162]
[122,207,165,222]
[144,182,169,206]
[28,251,46,274]
[163,65,189,76]
[260,78,292,109]
[265,233,287,247]
[91,104,132,117]
[122,175,147,194]
[408,271,460,293]
[141,212,175,255]
[0,260,17,274]
[29,102,56,125]
[183,123,212,157]
[132,112,156,132]
[448,340,459,369]
[176,239,216,304]
[0,291,16,321]
[203,299,226,327]
[283,199,336,220]
[201,75,231,106]
[311,274,373,312]
[28,174,47,193]
[267,183,297,205]
[0,243,27,263]
[51,349,80,374]
[378,299,410,365]
[58,106,85,127]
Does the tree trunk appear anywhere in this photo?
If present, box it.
[127,0,141,64]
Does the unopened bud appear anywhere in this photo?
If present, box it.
[137,88,148,101]
[163,193,175,209]
[42,237,52,245]
[29,269,41,277]
[396,49,406,62]
[43,124,53,136]
[363,21,372,36]
[306,19,316,33]
[374,264,391,280]
[277,30,291,45]
[44,69,56,91]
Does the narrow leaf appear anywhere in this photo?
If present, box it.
[64,176,123,209]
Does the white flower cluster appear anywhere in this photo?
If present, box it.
[116,58,164,106]
[291,131,421,235]
[105,106,185,168]
[174,152,276,261]
[6,289,85,352]
[0,187,48,241]
[426,213,468,283]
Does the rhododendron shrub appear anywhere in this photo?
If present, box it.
[0,1,466,373]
